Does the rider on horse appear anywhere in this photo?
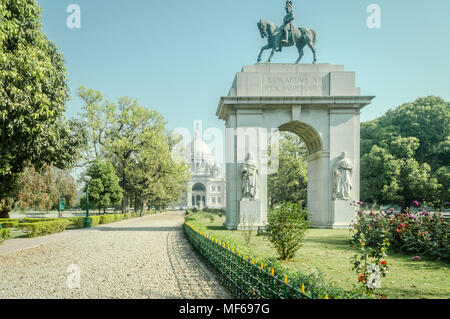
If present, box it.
[278,0,295,51]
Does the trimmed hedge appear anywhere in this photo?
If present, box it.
[63,217,86,228]
[0,228,11,244]
[100,215,116,224]
[90,216,100,227]
[20,218,59,223]
[18,219,70,238]
[0,220,19,228]
[100,213,130,224]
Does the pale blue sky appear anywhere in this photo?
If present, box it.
[38,0,450,141]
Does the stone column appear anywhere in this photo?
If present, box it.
[329,108,361,228]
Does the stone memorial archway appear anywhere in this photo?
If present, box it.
[216,64,374,229]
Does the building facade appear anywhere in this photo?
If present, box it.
[176,130,226,210]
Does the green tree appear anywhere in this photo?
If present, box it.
[361,141,441,209]
[268,132,308,207]
[0,0,86,217]
[84,161,122,214]
[15,165,77,212]
[361,96,449,208]
[78,87,190,214]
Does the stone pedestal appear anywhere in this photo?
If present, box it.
[217,63,374,229]
[331,200,357,229]
[237,199,265,230]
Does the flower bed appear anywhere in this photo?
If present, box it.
[353,209,449,262]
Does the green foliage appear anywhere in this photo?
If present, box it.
[99,213,128,224]
[64,217,86,228]
[89,216,100,227]
[85,161,122,213]
[14,165,77,212]
[0,228,11,244]
[20,218,58,223]
[18,219,69,238]
[0,0,86,217]
[266,202,310,260]
[99,215,115,225]
[268,132,308,207]
[77,87,190,214]
[0,219,19,228]
[202,208,225,217]
[361,144,440,208]
[361,96,449,208]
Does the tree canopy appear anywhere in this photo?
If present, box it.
[84,161,122,213]
[268,132,308,208]
[361,96,449,208]
[78,87,190,213]
[0,0,86,217]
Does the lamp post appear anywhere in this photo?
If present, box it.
[83,176,92,228]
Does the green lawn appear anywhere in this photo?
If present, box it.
[187,212,450,299]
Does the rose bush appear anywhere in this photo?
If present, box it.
[353,206,449,262]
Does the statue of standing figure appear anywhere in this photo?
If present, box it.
[333,152,353,200]
[241,152,258,199]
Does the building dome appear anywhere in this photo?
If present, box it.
[189,136,212,157]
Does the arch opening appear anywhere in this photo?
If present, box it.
[278,121,323,155]
[192,183,206,207]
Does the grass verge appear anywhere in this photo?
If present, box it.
[188,212,450,299]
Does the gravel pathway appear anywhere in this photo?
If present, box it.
[0,211,232,299]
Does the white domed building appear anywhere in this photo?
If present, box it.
[176,130,226,210]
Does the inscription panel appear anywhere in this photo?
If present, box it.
[262,73,329,96]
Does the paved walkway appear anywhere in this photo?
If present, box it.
[0,211,231,299]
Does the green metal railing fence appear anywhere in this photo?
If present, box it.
[184,217,317,299]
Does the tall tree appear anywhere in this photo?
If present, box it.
[15,165,77,212]
[78,88,190,213]
[361,96,449,208]
[268,132,308,208]
[0,0,86,217]
[84,161,122,214]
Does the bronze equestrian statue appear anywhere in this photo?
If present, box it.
[257,1,317,64]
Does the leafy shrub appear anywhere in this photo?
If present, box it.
[354,209,449,262]
[0,228,11,244]
[18,219,70,238]
[266,201,310,260]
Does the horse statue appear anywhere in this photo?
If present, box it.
[257,19,317,64]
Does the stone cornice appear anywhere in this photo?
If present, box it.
[217,96,375,121]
